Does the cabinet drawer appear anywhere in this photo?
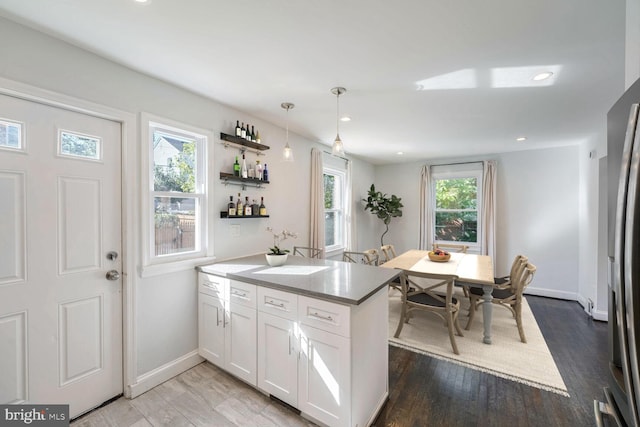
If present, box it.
[229,280,257,308]
[257,287,297,320]
[298,296,350,337]
[199,273,228,299]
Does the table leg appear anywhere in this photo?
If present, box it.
[481,284,493,344]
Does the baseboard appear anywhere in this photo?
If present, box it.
[592,309,608,322]
[127,351,204,398]
[524,286,576,301]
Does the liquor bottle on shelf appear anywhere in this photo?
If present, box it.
[235,120,241,137]
[241,122,247,139]
[259,197,267,216]
[236,193,243,217]
[245,123,251,141]
[255,160,263,180]
[251,125,256,142]
[233,156,240,177]
[256,131,261,144]
[252,199,259,216]
[241,154,248,178]
[244,196,252,216]
[262,163,269,182]
[227,195,236,216]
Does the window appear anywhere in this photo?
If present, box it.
[58,130,101,160]
[432,165,482,250]
[324,167,346,252]
[0,118,23,151]
[147,120,207,262]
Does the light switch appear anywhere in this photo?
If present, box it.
[230,224,240,237]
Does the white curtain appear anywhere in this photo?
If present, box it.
[481,160,497,270]
[309,148,325,257]
[419,165,433,250]
[345,159,354,250]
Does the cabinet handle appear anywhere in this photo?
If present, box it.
[216,307,220,326]
[288,334,291,355]
[266,299,286,308]
[231,290,247,298]
[310,311,334,322]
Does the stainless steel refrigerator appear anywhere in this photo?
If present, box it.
[597,77,640,426]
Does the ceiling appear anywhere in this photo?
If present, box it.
[0,0,626,165]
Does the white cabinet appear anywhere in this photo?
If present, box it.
[198,274,257,386]
[199,272,388,427]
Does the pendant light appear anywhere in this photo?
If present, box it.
[331,87,346,156]
[281,102,294,162]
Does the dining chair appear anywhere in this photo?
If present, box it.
[293,246,323,259]
[465,260,537,343]
[394,270,464,355]
[432,243,469,253]
[380,244,397,263]
[342,250,379,266]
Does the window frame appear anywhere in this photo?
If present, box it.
[323,165,347,255]
[431,167,482,252]
[140,113,212,274]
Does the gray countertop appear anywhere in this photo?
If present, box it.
[197,254,400,305]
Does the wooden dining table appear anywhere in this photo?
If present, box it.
[380,249,497,344]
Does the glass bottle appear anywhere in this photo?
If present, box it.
[236,193,243,217]
[235,120,241,137]
[228,195,236,216]
[233,156,240,177]
[241,154,248,179]
[262,163,269,182]
[259,197,267,216]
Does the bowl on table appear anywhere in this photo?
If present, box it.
[428,250,451,262]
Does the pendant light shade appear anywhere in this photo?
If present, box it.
[281,102,295,162]
[331,87,346,156]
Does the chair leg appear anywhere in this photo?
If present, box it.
[394,303,407,338]
[465,297,478,330]
[515,303,527,343]
[453,311,464,337]
[447,314,460,355]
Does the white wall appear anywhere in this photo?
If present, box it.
[0,17,377,393]
[374,146,581,299]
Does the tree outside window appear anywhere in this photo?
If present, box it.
[434,176,478,243]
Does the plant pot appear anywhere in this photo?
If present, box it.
[265,253,288,267]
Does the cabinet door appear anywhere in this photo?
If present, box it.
[226,302,257,386]
[298,324,351,427]
[257,311,298,406]
[198,292,225,368]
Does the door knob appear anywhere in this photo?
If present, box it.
[106,270,120,281]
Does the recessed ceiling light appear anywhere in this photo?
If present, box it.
[516,136,527,142]
[532,72,553,81]
[340,116,351,122]
[397,151,404,155]
[134,0,151,3]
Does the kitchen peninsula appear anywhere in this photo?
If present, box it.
[197,254,399,427]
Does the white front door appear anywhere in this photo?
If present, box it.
[0,93,123,418]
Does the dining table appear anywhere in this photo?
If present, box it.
[380,249,497,344]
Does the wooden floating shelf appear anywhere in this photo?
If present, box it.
[220,212,269,219]
[219,172,269,185]
[220,132,270,151]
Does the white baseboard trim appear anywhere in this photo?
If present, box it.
[592,309,608,322]
[524,286,576,301]
[127,351,204,398]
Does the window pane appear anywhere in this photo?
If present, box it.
[153,132,196,193]
[325,211,336,246]
[435,211,477,242]
[435,178,477,209]
[154,196,197,256]
[0,119,22,149]
[324,174,335,208]
[60,131,100,160]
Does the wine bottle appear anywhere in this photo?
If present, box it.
[235,120,241,137]
[233,156,240,177]
[228,195,236,216]
[251,125,256,142]
[241,154,248,178]
[241,122,246,139]
[244,196,252,216]
[245,123,251,141]
[256,131,261,144]
[255,160,263,180]
[262,163,269,182]
[236,193,243,216]
[259,197,267,216]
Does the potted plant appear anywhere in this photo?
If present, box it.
[265,227,297,266]
[363,184,403,246]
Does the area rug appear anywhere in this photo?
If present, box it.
[388,290,569,396]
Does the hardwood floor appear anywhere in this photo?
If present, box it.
[72,295,608,427]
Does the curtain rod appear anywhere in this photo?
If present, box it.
[429,160,483,167]
[322,150,350,162]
